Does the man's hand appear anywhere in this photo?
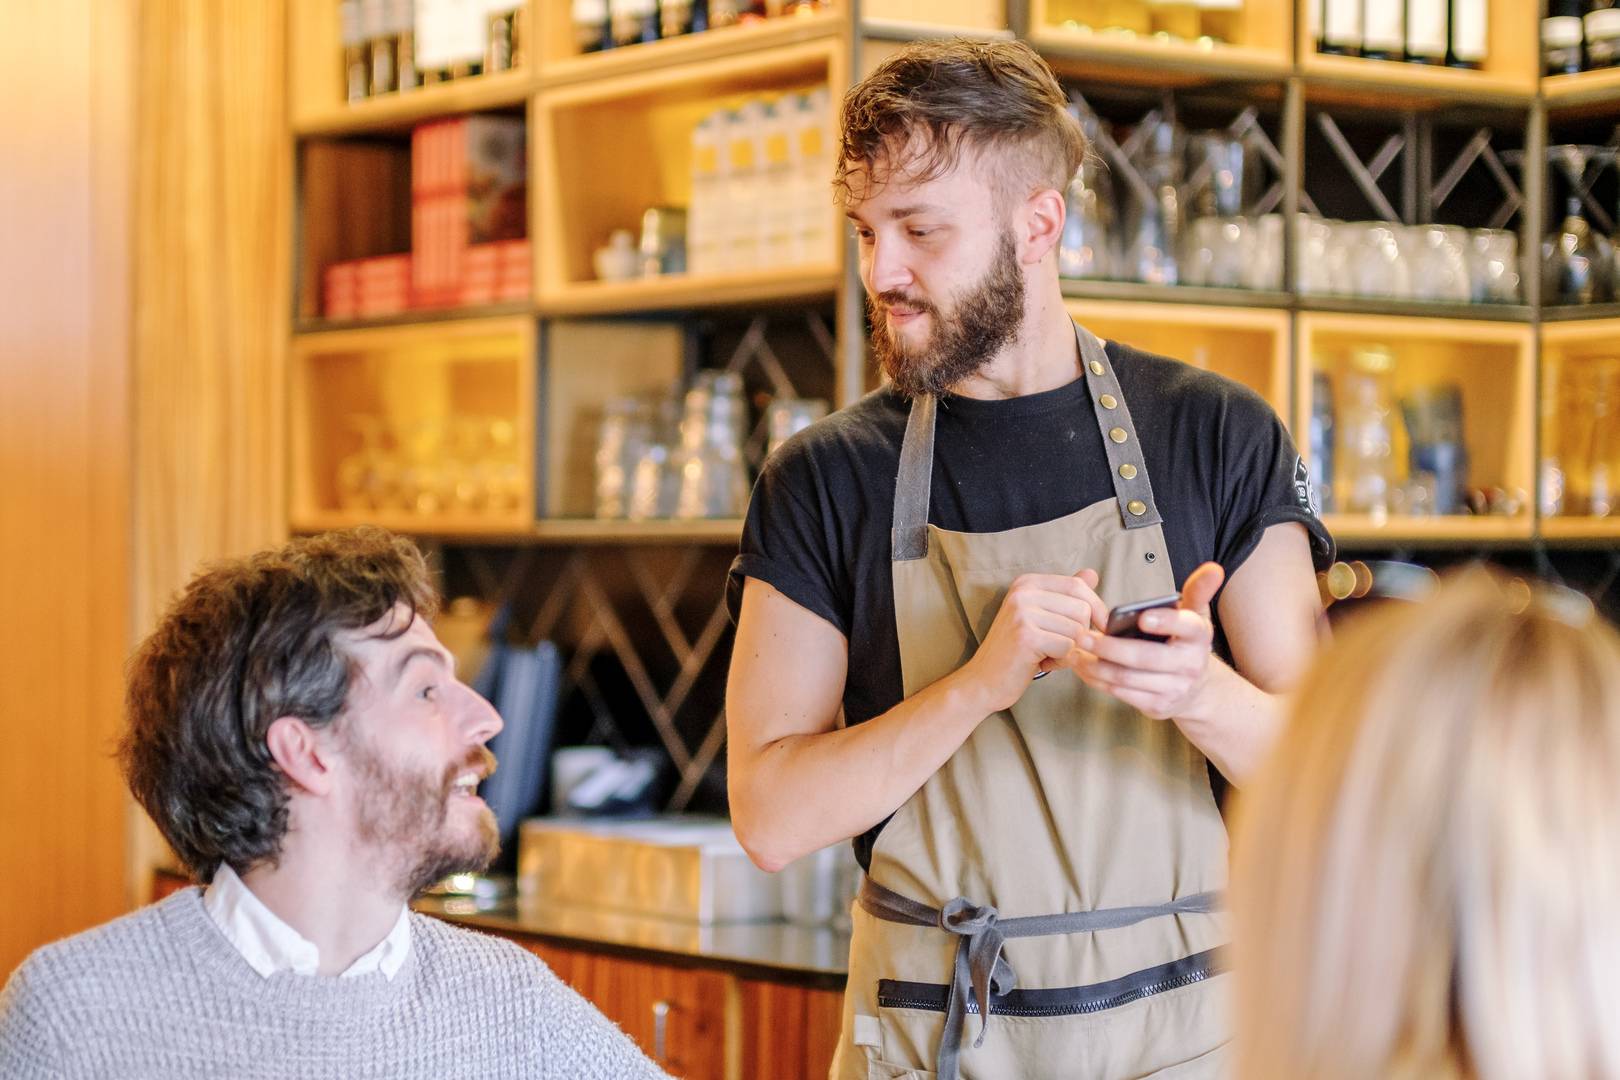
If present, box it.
[1071,562,1226,720]
[957,570,1109,715]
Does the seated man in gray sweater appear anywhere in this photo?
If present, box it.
[0,527,669,1079]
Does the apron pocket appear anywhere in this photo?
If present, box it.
[866,1059,937,1080]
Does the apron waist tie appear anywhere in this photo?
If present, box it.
[857,876,1223,1080]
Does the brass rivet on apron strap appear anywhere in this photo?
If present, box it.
[1109,427,1128,444]
[1119,463,1137,480]
[1099,394,1118,409]
[1089,360,1105,376]
[1127,499,1147,516]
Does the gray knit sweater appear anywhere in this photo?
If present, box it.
[0,889,671,1079]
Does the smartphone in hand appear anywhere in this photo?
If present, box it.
[1105,594,1181,642]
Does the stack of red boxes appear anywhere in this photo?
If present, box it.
[413,114,529,310]
[321,113,530,320]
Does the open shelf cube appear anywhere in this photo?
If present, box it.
[1540,317,1620,536]
[289,316,538,532]
[534,37,846,314]
[1297,312,1534,543]
[1066,299,1291,420]
[1027,0,1291,85]
[1297,0,1537,107]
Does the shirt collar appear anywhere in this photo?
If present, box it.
[202,863,412,981]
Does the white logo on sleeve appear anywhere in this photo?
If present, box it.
[1293,456,1319,515]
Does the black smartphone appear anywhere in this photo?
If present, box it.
[1104,594,1181,641]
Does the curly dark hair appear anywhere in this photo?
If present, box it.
[834,38,1088,208]
[120,527,439,883]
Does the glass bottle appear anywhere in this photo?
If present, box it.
[1589,360,1620,516]
[574,0,611,52]
[1405,0,1447,64]
[1338,345,1397,522]
[1543,0,1585,76]
[1320,0,1361,55]
[1586,0,1620,68]
[1447,0,1487,68]
[364,0,396,94]
[390,0,418,91]
[340,0,370,102]
[1360,0,1405,61]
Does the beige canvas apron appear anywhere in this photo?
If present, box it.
[830,324,1232,1080]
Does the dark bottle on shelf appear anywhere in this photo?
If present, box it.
[1406,0,1449,65]
[1447,0,1487,68]
[1587,0,1620,68]
[1320,0,1361,54]
[1360,0,1405,60]
[1543,0,1585,75]
[690,0,710,31]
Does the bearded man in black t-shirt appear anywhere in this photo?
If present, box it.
[725,38,1334,1080]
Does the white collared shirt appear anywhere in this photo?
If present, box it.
[202,863,412,981]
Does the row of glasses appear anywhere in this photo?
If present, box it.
[1295,217,1521,304]
[336,414,524,516]
[594,377,829,521]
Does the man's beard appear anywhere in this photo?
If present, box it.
[869,232,1026,399]
[347,736,500,897]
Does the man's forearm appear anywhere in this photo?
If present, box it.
[1171,657,1286,786]
[730,670,992,872]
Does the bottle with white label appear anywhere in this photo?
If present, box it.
[1544,0,1585,75]
[1588,0,1620,68]
[1406,0,1448,64]
[793,88,835,266]
[688,112,725,275]
[1448,0,1487,69]
[1196,0,1241,43]
[1361,0,1405,60]
[758,100,796,268]
[1320,0,1361,56]
[724,101,768,271]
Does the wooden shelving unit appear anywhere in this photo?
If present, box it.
[282,0,1620,552]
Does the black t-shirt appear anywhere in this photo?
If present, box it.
[726,339,1335,865]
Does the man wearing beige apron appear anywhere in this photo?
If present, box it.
[727,39,1333,1080]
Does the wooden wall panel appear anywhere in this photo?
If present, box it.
[0,1,134,978]
[129,0,292,893]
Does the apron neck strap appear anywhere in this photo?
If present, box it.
[892,394,937,561]
[1076,324,1164,531]
[889,322,1164,563]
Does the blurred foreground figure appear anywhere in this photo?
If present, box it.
[1232,567,1620,1080]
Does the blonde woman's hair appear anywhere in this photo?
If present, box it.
[1231,566,1620,1080]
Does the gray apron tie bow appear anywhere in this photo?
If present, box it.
[859,876,1223,1080]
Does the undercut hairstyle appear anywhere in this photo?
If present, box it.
[120,527,439,884]
[835,38,1088,209]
